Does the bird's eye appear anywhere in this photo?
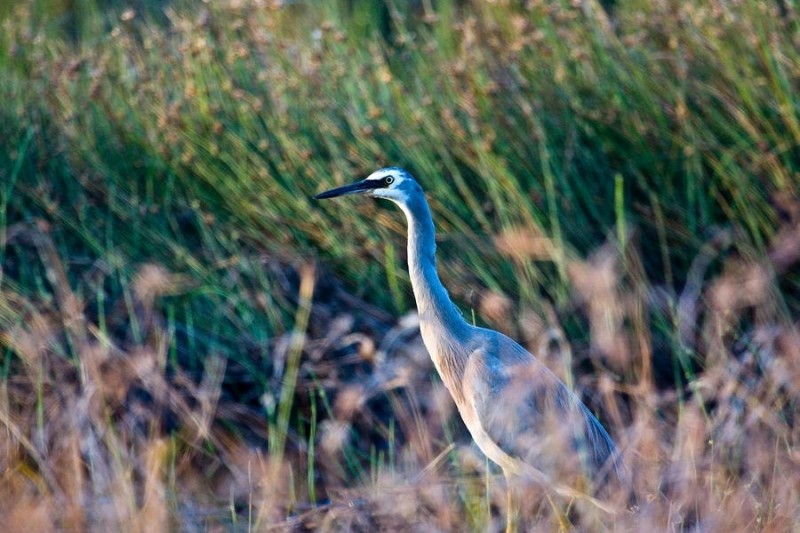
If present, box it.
[384,176,395,185]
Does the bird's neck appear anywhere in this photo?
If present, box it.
[399,195,468,333]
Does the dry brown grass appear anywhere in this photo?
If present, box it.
[1,212,799,532]
[3,0,800,529]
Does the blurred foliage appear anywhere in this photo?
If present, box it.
[2,0,799,347]
[1,0,799,529]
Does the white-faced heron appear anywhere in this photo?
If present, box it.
[315,167,623,529]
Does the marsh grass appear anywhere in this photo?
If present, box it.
[1,0,799,530]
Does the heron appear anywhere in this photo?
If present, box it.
[315,167,623,530]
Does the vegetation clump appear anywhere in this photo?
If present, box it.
[1,1,798,530]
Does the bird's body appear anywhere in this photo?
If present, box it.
[315,168,622,523]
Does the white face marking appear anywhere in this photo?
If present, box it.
[364,168,409,203]
[365,169,397,181]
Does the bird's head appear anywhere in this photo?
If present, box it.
[314,167,419,205]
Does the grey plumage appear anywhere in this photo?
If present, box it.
[315,167,622,511]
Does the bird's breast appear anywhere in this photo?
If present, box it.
[418,323,534,474]
[418,319,470,407]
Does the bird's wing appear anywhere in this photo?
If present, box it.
[465,331,620,483]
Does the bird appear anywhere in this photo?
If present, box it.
[315,167,623,529]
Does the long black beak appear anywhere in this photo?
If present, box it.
[314,179,381,200]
